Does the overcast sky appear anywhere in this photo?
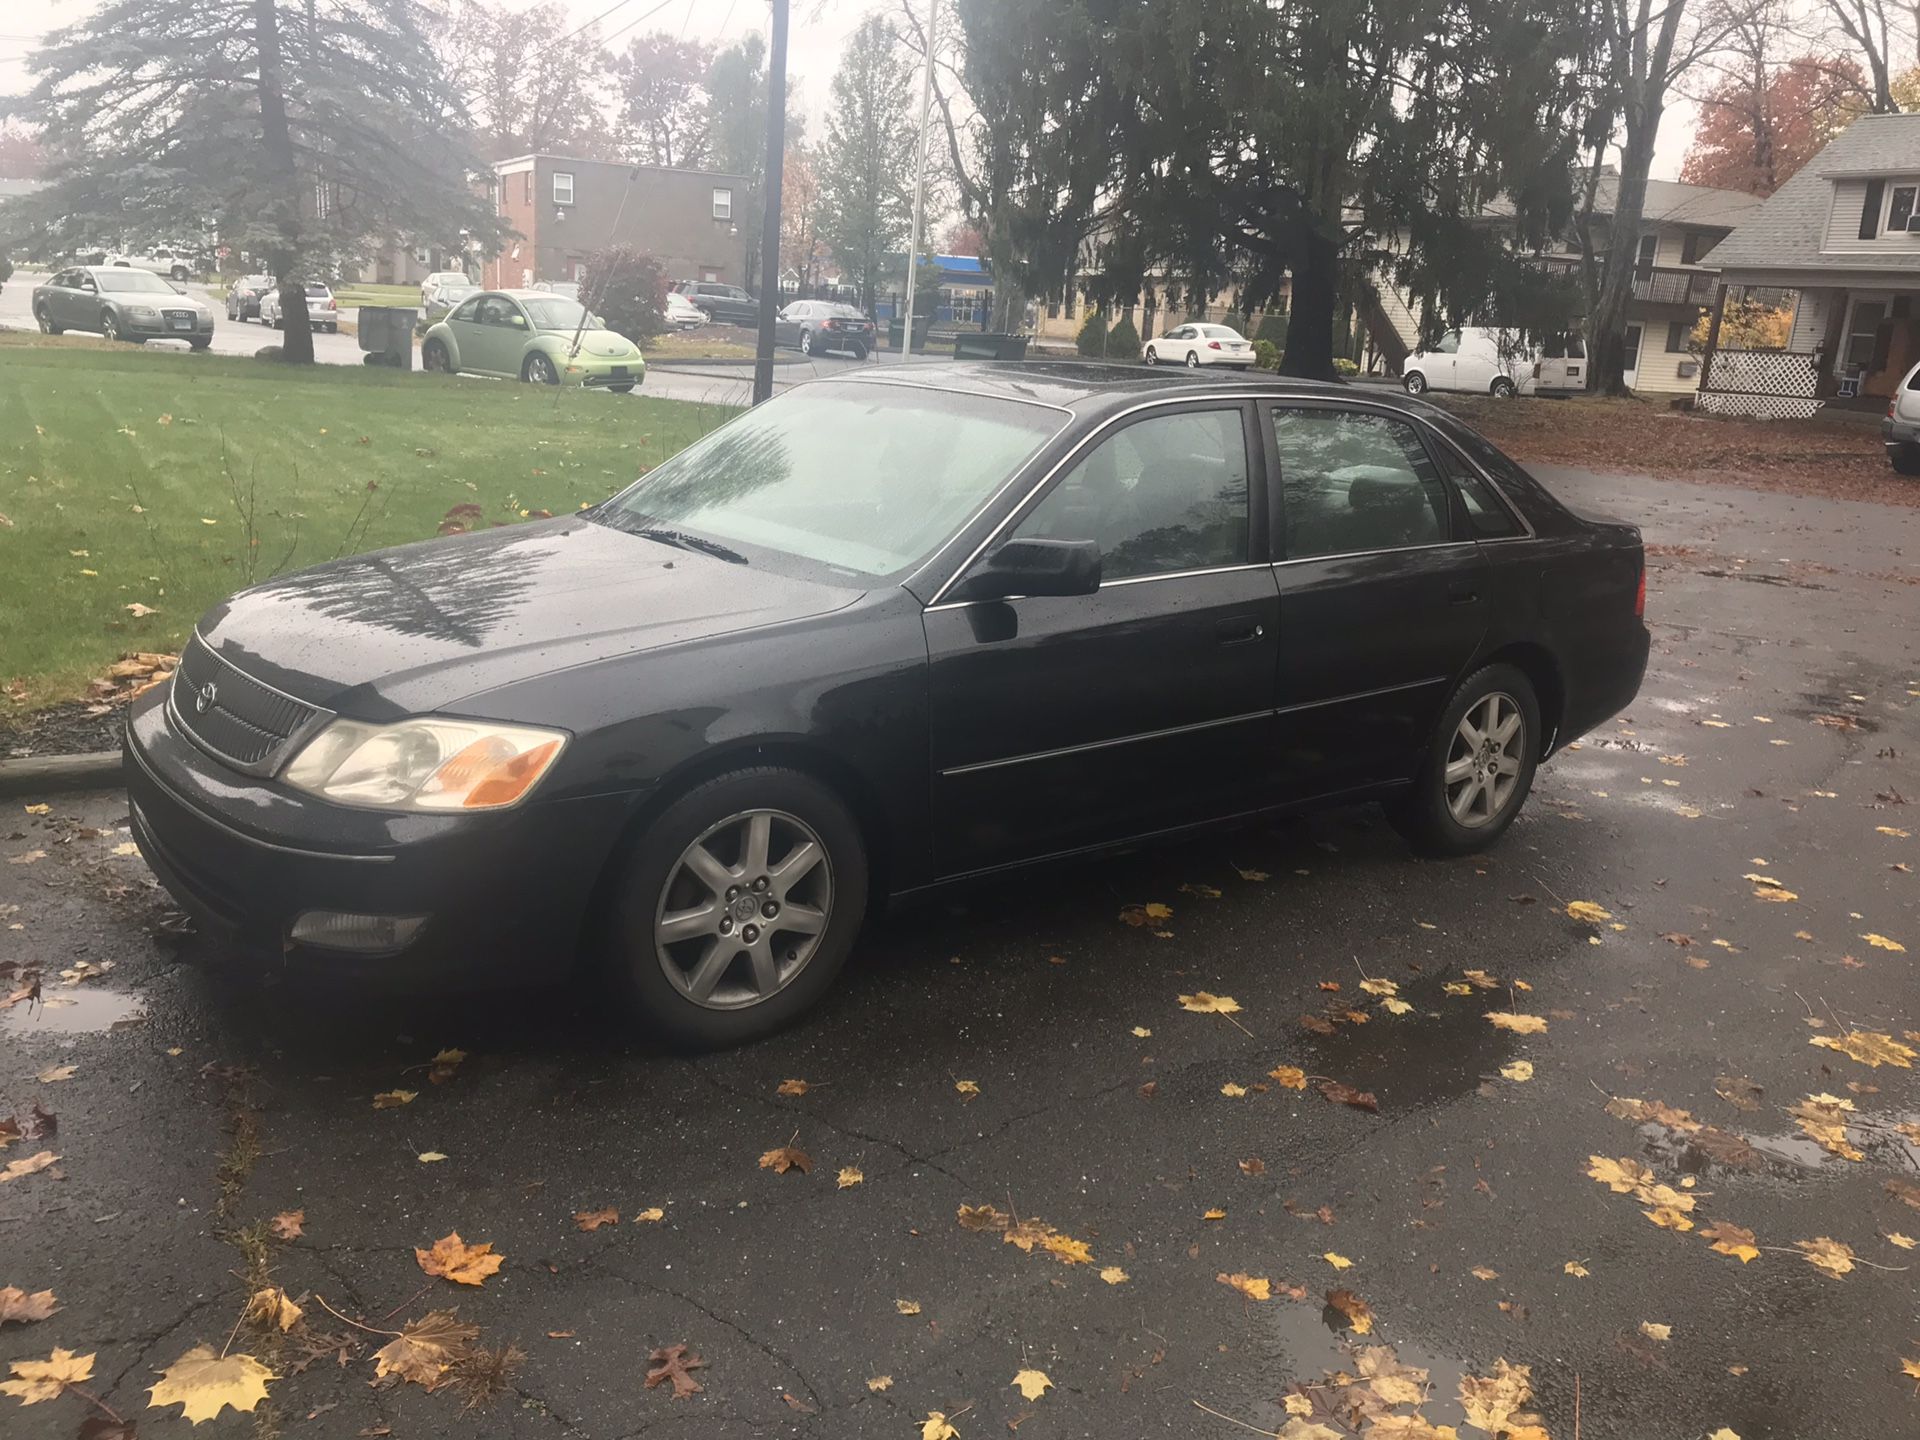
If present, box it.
[1,0,1694,179]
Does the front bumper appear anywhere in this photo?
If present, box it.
[123,311,214,338]
[123,691,642,987]
[565,356,644,387]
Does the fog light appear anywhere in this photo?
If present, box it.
[288,911,428,953]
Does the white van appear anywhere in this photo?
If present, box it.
[1532,331,1587,397]
[1403,327,1538,398]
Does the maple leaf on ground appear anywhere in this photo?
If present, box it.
[1326,1288,1374,1334]
[0,1151,58,1185]
[1486,1012,1547,1035]
[957,1203,1011,1232]
[1564,1260,1590,1277]
[645,1343,705,1399]
[1810,1030,1917,1069]
[776,1078,808,1097]
[1319,1081,1379,1112]
[1100,1266,1129,1284]
[270,1209,305,1240]
[1179,991,1240,1014]
[146,1345,273,1423]
[1354,1345,1429,1406]
[1500,1060,1534,1082]
[921,1412,960,1440]
[837,1167,864,1189]
[1604,1096,1701,1133]
[1790,1094,1864,1161]
[1218,1272,1272,1301]
[1644,1205,1695,1232]
[1323,1251,1353,1269]
[371,1089,417,1109]
[0,1288,58,1325]
[245,1286,303,1332]
[867,1376,893,1391]
[1119,902,1175,927]
[1,1347,93,1404]
[573,1206,619,1231]
[1639,1321,1672,1341]
[1040,1231,1093,1265]
[415,1232,505,1286]
[1565,900,1612,923]
[634,1206,666,1222]
[1701,1220,1761,1263]
[1586,1155,1656,1194]
[759,1145,813,1175]
[1011,1368,1052,1401]
[1796,1236,1856,1278]
[895,1299,922,1315]
[1358,978,1398,996]
[1269,1065,1308,1089]
[1220,1082,1248,1097]
[373,1311,480,1390]
[1457,1359,1533,1431]
[1863,933,1905,952]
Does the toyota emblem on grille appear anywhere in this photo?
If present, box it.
[195,680,218,715]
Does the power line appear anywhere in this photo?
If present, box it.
[593,0,678,50]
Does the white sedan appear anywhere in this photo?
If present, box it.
[665,291,705,330]
[260,282,341,333]
[1145,323,1256,368]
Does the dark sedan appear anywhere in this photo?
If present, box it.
[774,300,877,358]
[125,364,1648,1048]
[225,273,276,322]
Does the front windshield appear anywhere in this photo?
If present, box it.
[522,297,603,330]
[97,270,174,293]
[596,382,1065,580]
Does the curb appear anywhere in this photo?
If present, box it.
[0,751,124,799]
[645,355,810,371]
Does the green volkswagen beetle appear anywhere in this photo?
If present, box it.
[420,289,645,392]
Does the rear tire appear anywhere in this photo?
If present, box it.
[600,766,868,1050]
[1389,663,1540,857]
[1891,446,1920,476]
[608,382,635,394]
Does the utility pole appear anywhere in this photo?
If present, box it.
[752,0,789,404]
[898,0,939,362]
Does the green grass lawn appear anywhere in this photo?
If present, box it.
[331,282,422,309]
[0,334,734,707]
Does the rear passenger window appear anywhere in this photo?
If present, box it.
[1431,444,1522,538]
[1269,408,1453,559]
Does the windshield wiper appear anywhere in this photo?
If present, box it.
[635,527,748,565]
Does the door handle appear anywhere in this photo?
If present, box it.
[1215,617,1266,645]
[1448,589,1480,606]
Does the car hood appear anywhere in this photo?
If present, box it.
[196,518,862,717]
[547,329,640,359]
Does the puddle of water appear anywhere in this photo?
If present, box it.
[1255,1297,1478,1431]
[1,987,145,1034]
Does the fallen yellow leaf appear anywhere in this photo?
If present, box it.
[146,1345,273,1423]
[836,1167,864,1189]
[1011,1367,1052,1401]
[1701,1220,1760,1263]
[414,1231,504,1286]
[1220,1082,1248,1097]
[0,1348,93,1405]
[1564,1260,1589,1277]
[1218,1271,1272,1301]
[1565,900,1612,923]
[1863,933,1906,952]
[1811,1030,1916,1068]
[1640,1321,1672,1341]
[1269,1065,1308,1089]
[1323,1252,1352,1269]
[1179,991,1241,1014]
[1486,1012,1547,1034]
[1796,1236,1856,1278]
[1100,1265,1129,1284]
[372,1089,417,1109]
[1499,1060,1534,1082]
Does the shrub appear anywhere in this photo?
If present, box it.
[577,245,667,345]
[1075,309,1108,357]
[1254,310,1288,348]
[1333,357,1360,377]
[1251,339,1279,371]
[1105,314,1142,361]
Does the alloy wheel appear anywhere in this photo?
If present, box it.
[1443,691,1524,829]
[102,314,119,341]
[35,308,53,334]
[1186,351,1200,368]
[527,354,557,384]
[653,808,833,1011]
[800,329,813,355]
[1144,346,1157,365]
[1405,372,1426,395]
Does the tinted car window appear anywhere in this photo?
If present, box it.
[1431,442,1521,538]
[1270,408,1452,559]
[1014,408,1250,581]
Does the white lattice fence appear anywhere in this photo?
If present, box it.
[1698,349,1822,420]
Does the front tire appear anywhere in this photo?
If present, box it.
[1390,663,1540,857]
[102,313,134,343]
[35,306,61,335]
[1490,375,1517,399]
[421,338,453,374]
[1404,371,1428,395]
[189,338,211,351]
[524,353,560,385]
[1144,345,1158,365]
[601,767,869,1049]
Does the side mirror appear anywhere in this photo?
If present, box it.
[955,538,1101,601]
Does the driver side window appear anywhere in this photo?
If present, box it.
[1012,408,1250,582]
[450,296,482,323]
[1433,330,1462,354]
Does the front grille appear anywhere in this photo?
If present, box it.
[169,636,326,774]
[162,308,197,325]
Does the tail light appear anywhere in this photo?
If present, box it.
[1634,561,1647,619]
[1890,398,1899,419]
[325,298,336,310]
[1208,340,1222,350]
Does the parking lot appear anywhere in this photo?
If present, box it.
[3,461,1916,1438]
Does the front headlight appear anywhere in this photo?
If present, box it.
[282,717,567,811]
[128,304,160,319]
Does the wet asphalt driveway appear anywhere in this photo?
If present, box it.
[3,464,1917,1440]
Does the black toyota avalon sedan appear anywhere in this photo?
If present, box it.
[126,362,1648,1048]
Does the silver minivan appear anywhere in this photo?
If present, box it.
[1883,359,1920,474]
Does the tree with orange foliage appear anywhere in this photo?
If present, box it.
[1681,55,1868,196]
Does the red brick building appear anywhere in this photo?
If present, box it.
[483,154,752,291]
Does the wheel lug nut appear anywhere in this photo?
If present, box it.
[752,876,769,892]
[719,917,732,934]
[761,900,778,918]
[726,886,740,900]
[743,924,760,942]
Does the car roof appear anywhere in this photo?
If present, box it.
[829,359,1391,417]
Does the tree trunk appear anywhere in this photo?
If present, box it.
[254,0,313,364]
[1588,118,1659,396]
[1277,215,1338,381]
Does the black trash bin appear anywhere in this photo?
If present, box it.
[357,306,418,369]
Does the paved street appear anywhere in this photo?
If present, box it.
[0,269,890,406]
[3,459,1919,1439]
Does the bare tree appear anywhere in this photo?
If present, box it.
[1815,0,1903,109]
